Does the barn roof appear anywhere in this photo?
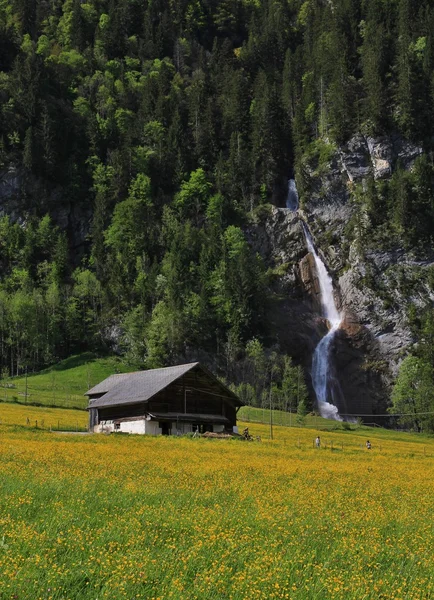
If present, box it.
[86,362,241,409]
[85,371,143,396]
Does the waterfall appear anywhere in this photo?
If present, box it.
[284,175,343,420]
[286,179,299,211]
[302,223,343,421]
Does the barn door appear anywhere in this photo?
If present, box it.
[160,422,171,435]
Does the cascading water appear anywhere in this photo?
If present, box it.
[302,224,343,420]
[286,179,299,211]
[284,175,343,420]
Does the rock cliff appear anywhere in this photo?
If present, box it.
[251,133,430,419]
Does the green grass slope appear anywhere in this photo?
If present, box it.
[0,353,131,410]
[2,354,366,429]
[238,405,342,430]
[2,355,428,442]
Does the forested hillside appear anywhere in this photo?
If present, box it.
[1,0,434,421]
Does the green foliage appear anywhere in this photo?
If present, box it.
[231,342,309,414]
[347,157,434,252]
[296,396,308,426]
[174,168,212,224]
[391,309,434,433]
[104,173,154,292]
[391,355,434,432]
[7,353,131,409]
[1,0,434,406]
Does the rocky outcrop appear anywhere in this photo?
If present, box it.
[253,132,425,418]
[333,323,389,420]
[299,253,321,309]
[340,133,422,182]
[298,133,428,408]
[248,205,392,417]
[297,133,425,371]
[300,133,422,245]
[339,134,372,181]
[339,249,434,376]
[247,207,327,365]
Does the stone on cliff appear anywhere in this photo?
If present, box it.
[339,134,372,181]
[366,136,393,179]
[299,253,322,312]
[337,133,423,183]
[392,135,423,169]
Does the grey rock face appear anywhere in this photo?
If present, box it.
[339,134,372,181]
[336,133,423,183]
[247,207,326,364]
[249,205,392,417]
[301,135,426,385]
[365,136,393,179]
[257,133,426,416]
[299,154,352,239]
[338,267,413,376]
[0,167,21,200]
[392,135,423,169]
[0,167,27,223]
[339,133,422,182]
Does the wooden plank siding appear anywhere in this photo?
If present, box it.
[89,363,241,431]
[97,370,237,426]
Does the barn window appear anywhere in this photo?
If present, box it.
[114,423,120,430]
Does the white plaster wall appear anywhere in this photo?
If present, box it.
[119,419,146,434]
[144,420,162,435]
[94,420,228,435]
[94,419,147,434]
[95,420,115,433]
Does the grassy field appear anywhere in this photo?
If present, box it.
[2,354,370,431]
[238,405,358,430]
[0,400,414,442]
[0,402,88,431]
[0,407,434,600]
[0,353,131,410]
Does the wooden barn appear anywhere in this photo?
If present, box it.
[86,362,243,435]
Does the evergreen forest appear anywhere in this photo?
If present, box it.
[1,0,434,424]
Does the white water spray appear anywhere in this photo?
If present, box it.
[286,179,299,211]
[302,223,343,421]
[284,176,343,420]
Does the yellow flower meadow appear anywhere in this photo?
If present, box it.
[0,402,88,430]
[0,408,433,599]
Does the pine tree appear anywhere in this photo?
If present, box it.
[396,0,414,136]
